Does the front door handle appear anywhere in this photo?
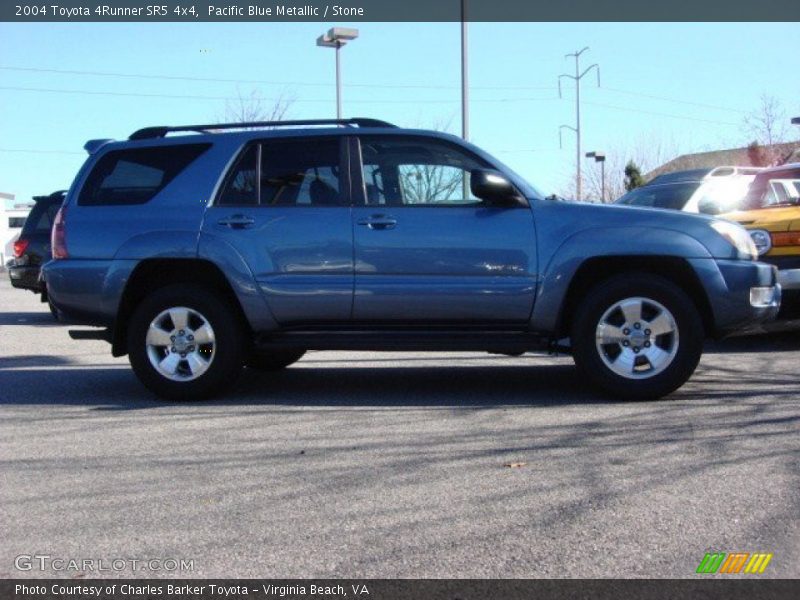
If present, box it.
[357,214,397,230]
[217,214,255,229]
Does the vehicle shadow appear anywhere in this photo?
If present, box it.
[705,329,800,354]
[2,348,798,412]
[0,311,60,327]
[0,360,609,410]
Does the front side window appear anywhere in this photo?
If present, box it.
[360,136,488,206]
[78,144,210,206]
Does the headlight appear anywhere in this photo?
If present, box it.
[711,220,758,259]
[748,229,772,256]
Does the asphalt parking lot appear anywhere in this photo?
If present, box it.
[1,277,798,579]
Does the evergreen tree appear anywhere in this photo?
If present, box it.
[624,161,646,191]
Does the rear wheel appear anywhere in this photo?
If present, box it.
[246,348,306,371]
[570,273,704,400]
[128,285,244,400]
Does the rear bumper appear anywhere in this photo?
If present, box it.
[7,264,42,292]
[689,258,780,336]
[41,259,121,326]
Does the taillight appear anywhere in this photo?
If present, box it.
[13,238,29,258]
[51,206,68,259]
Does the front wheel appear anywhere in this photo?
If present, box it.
[128,285,245,400]
[570,273,704,400]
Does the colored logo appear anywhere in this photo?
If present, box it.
[696,552,772,574]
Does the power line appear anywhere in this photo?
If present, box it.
[0,85,743,126]
[0,65,557,92]
[583,100,739,126]
[0,65,753,114]
[0,85,556,104]
[600,86,747,114]
[0,148,84,155]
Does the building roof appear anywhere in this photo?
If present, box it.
[646,141,800,181]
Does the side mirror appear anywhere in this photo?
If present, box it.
[470,169,525,207]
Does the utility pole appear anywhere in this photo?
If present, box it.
[558,47,599,200]
[461,0,469,142]
[461,0,469,199]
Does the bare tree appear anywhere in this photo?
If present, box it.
[399,115,470,203]
[221,88,295,124]
[574,134,682,202]
[743,94,788,164]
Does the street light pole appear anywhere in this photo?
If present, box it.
[317,27,359,120]
[601,160,606,201]
[586,151,607,202]
[559,48,600,201]
[335,41,342,119]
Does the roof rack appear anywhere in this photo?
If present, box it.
[129,118,397,140]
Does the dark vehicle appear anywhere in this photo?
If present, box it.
[615,181,703,212]
[8,191,65,297]
[646,166,762,187]
[43,119,780,401]
[645,169,712,186]
[615,167,759,215]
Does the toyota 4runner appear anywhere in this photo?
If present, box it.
[43,118,781,400]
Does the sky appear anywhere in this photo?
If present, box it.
[0,21,798,204]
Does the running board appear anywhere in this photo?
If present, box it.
[255,330,552,353]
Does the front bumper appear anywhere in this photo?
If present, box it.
[7,264,42,292]
[777,269,800,290]
[759,255,800,291]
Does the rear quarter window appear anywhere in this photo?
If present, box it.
[78,144,210,206]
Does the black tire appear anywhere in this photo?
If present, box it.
[246,348,306,371]
[570,273,704,400]
[127,284,245,400]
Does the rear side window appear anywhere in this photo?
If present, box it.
[78,144,210,206]
[217,139,343,207]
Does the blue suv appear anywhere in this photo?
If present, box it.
[43,118,780,400]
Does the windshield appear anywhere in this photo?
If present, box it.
[615,182,701,210]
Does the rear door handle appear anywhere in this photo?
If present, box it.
[217,214,255,229]
[357,214,397,230]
